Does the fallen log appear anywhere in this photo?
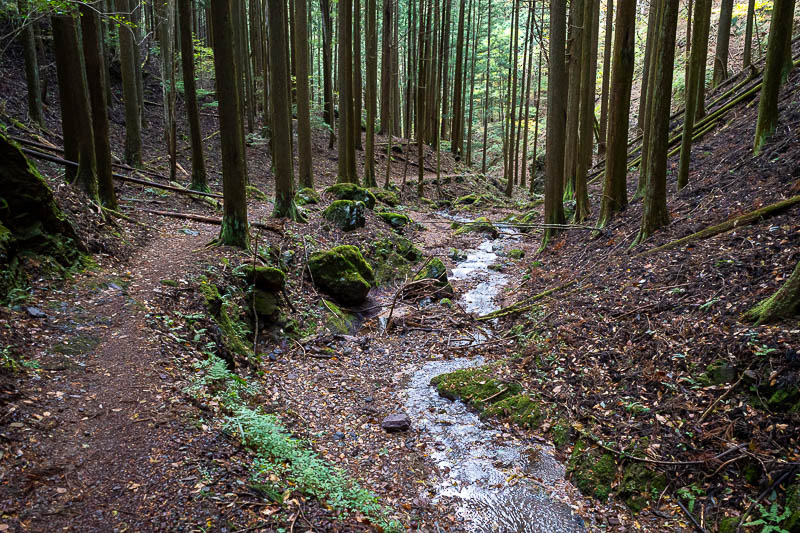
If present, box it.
[133,209,283,235]
[638,195,800,257]
[19,147,224,199]
[477,278,584,321]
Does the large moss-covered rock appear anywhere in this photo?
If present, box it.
[617,463,667,513]
[569,440,616,501]
[199,281,252,365]
[783,482,800,532]
[323,200,366,231]
[0,133,84,300]
[454,217,500,239]
[308,245,374,306]
[413,257,454,296]
[377,211,411,229]
[321,299,358,334]
[325,183,377,209]
[295,187,320,206]
[370,188,400,207]
[242,265,286,292]
[253,290,280,319]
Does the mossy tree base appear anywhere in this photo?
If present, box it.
[743,260,800,325]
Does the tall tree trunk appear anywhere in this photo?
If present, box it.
[320,0,335,149]
[753,0,796,155]
[179,0,209,192]
[634,0,678,246]
[742,0,756,68]
[563,0,584,200]
[712,0,733,87]
[79,2,117,209]
[210,0,249,248]
[743,260,800,325]
[466,0,482,168]
[598,0,613,158]
[634,1,662,200]
[417,0,429,197]
[337,0,358,183]
[379,0,393,135]
[439,0,453,140]
[529,0,544,194]
[637,3,658,133]
[52,12,98,202]
[574,0,598,222]
[364,0,378,187]
[268,0,303,219]
[481,0,492,175]
[116,0,143,167]
[597,0,636,229]
[17,0,43,126]
[157,0,178,181]
[450,0,466,157]
[505,0,521,197]
[294,0,314,189]
[542,0,567,249]
[677,0,712,191]
[353,0,363,150]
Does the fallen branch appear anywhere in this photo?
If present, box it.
[132,209,283,235]
[638,195,800,257]
[698,363,754,423]
[477,278,584,321]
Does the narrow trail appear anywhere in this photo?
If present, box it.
[1,222,268,531]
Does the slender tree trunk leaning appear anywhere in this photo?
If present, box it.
[52,12,98,202]
[520,1,534,188]
[563,0,584,201]
[743,0,756,69]
[598,0,613,158]
[79,2,117,209]
[116,0,143,167]
[157,0,178,182]
[320,0,335,148]
[634,0,678,246]
[293,0,314,189]
[694,0,712,120]
[209,0,249,248]
[439,0,453,141]
[677,0,712,191]
[712,0,734,87]
[743,260,800,325]
[504,0,520,197]
[529,3,544,195]
[364,0,378,187]
[597,0,636,229]
[17,0,43,126]
[637,2,658,133]
[178,0,209,192]
[542,0,568,250]
[417,0,429,198]
[635,1,661,200]
[753,0,796,155]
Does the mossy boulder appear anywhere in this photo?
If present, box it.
[322,200,366,231]
[454,193,481,206]
[701,360,738,385]
[242,265,286,292]
[367,236,422,284]
[454,217,500,239]
[431,366,521,411]
[718,516,741,533]
[483,393,545,428]
[199,281,252,363]
[377,211,411,229]
[325,183,377,209]
[370,188,400,207]
[507,249,525,259]
[253,290,280,319]
[308,245,374,306]
[783,482,800,532]
[413,258,454,296]
[295,187,320,206]
[0,133,84,301]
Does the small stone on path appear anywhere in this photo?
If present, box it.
[381,413,411,432]
[24,307,46,319]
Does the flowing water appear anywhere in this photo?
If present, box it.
[403,213,586,532]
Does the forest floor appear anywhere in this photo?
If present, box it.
[2,34,800,533]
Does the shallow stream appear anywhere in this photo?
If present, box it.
[403,213,586,532]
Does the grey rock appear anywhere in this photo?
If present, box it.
[381,413,411,432]
[24,306,46,318]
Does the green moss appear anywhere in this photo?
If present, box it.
[413,258,454,296]
[242,265,286,292]
[440,298,453,307]
[308,245,374,306]
[454,217,500,238]
[431,366,521,410]
[52,333,101,356]
[367,236,422,285]
[454,193,481,206]
[321,299,358,334]
[617,464,667,513]
[718,516,740,533]
[701,360,737,385]
[325,183,377,209]
[784,482,800,532]
[322,200,366,231]
[742,461,761,485]
[483,393,544,428]
[377,211,411,229]
[551,420,572,450]
[508,249,525,259]
[253,290,280,319]
[199,282,252,358]
[295,187,320,206]
[246,185,269,201]
[160,278,179,288]
[569,441,617,502]
[370,188,400,207]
